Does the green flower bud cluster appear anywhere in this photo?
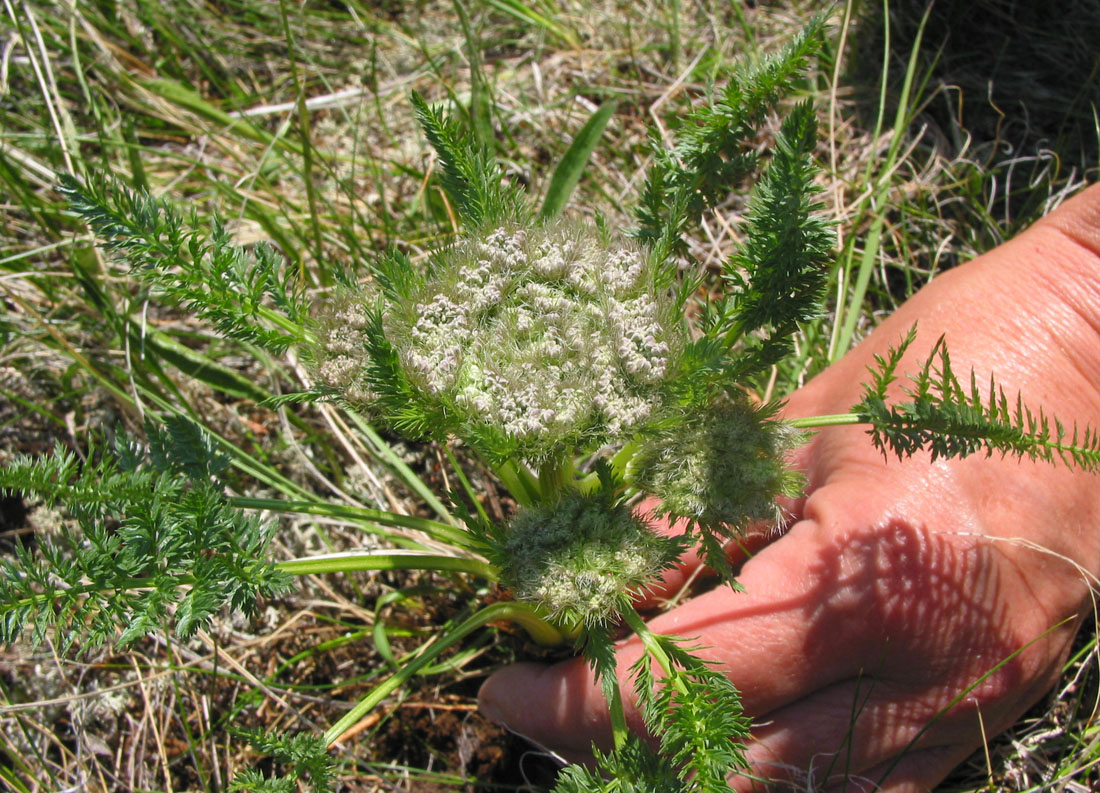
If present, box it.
[490,489,684,629]
[631,395,805,535]
[317,220,682,462]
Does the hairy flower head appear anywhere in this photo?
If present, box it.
[631,395,805,536]
[491,489,683,629]
[381,222,681,461]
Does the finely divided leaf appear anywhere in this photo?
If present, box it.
[632,634,750,793]
[0,424,291,652]
[855,330,1100,470]
[59,174,309,353]
[633,13,827,263]
[721,99,834,376]
[410,91,528,230]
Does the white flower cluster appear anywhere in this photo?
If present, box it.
[314,298,377,404]
[385,222,677,456]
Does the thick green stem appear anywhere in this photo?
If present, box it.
[536,454,574,501]
[493,459,542,507]
[323,601,565,745]
[276,551,497,579]
[504,603,570,646]
[622,608,689,696]
[786,412,864,429]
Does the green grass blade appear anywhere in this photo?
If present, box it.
[0,764,33,793]
[444,444,491,525]
[344,409,457,525]
[829,4,931,360]
[453,0,495,153]
[230,496,472,548]
[482,0,580,48]
[140,78,302,157]
[322,601,564,746]
[136,329,274,404]
[538,100,618,222]
[136,389,314,499]
[276,550,495,578]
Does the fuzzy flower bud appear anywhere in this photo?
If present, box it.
[490,489,683,629]
[631,395,805,535]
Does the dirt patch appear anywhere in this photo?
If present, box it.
[369,692,562,791]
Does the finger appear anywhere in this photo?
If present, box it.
[733,677,985,790]
[634,528,773,609]
[480,512,875,757]
[481,470,956,761]
[478,655,643,762]
[822,743,979,793]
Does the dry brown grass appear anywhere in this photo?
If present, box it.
[1,0,1098,790]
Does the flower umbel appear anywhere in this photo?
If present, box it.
[313,295,378,404]
[631,394,805,535]
[489,488,684,629]
[317,220,682,463]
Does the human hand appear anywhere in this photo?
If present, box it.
[479,183,1100,791]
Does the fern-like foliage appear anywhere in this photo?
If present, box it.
[632,635,750,793]
[633,12,826,267]
[410,91,529,231]
[58,174,309,353]
[553,736,683,793]
[855,327,1100,470]
[0,417,291,653]
[719,99,834,378]
[230,730,335,793]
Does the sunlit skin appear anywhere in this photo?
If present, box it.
[479,182,1100,792]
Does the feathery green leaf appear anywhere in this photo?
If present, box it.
[630,630,750,793]
[0,422,291,652]
[721,99,834,376]
[58,174,309,353]
[633,13,826,266]
[410,91,528,230]
[855,329,1100,470]
[231,730,335,793]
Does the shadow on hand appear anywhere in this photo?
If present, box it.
[663,516,1044,782]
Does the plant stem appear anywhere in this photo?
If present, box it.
[536,454,574,501]
[4,554,495,615]
[493,459,542,507]
[622,608,688,696]
[610,438,639,481]
[275,551,496,579]
[606,675,630,752]
[786,412,864,429]
[322,601,565,745]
